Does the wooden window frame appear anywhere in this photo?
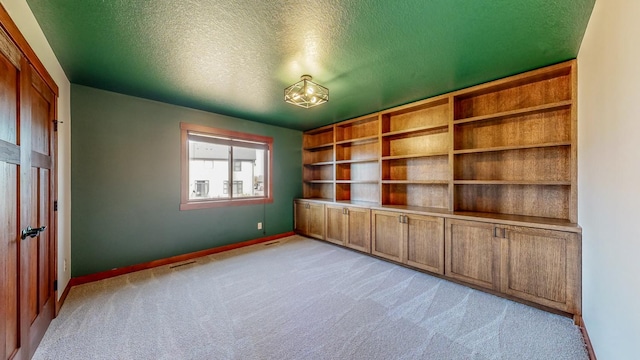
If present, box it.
[180,122,273,210]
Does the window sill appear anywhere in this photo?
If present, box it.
[180,197,273,210]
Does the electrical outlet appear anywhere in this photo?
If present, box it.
[64,259,67,272]
[257,222,262,230]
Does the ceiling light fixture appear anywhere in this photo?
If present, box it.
[284,75,329,108]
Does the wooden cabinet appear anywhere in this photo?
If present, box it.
[297,60,581,317]
[445,219,501,290]
[500,225,581,314]
[445,218,581,313]
[405,213,445,274]
[372,210,444,274]
[325,205,346,245]
[325,205,371,252]
[294,200,325,239]
[372,210,404,262]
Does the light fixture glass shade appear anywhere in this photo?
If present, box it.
[284,75,329,108]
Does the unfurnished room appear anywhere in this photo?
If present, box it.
[1,0,638,359]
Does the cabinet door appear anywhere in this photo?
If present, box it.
[325,205,346,245]
[500,226,581,313]
[371,210,404,262]
[345,207,371,253]
[306,202,325,239]
[406,214,444,274]
[294,201,308,234]
[445,219,500,291]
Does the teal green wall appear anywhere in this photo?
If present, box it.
[71,84,302,277]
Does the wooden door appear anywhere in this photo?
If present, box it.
[371,210,403,262]
[24,63,56,357]
[0,26,56,360]
[325,205,345,245]
[344,207,370,253]
[445,219,500,291]
[1,27,24,360]
[294,201,307,234]
[306,203,325,240]
[406,214,444,274]
[500,226,581,313]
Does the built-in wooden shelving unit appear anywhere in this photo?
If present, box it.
[302,125,335,201]
[451,62,575,223]
[301,60,577,225]
[297,60,581,319]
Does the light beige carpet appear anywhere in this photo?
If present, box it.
[34,235,587,359]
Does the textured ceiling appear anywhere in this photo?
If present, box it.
[26,0,595,131]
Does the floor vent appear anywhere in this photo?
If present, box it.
[170,261,196,269]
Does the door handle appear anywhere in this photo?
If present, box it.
[21,226,46,240]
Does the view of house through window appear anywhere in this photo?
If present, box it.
[181,123,272,210]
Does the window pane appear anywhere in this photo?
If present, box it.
[232,146,265,198]
[189,140,229,200]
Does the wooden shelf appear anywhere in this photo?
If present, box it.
[335,158,378,164]
[382,180,449,185]
[336,180,378,184]
[454,141,570,154]
[303,182,334,200]
[381,124,449,138]
[335,135,378,146]
[304,180,334,184]
[303,143,333,151]
[454,180,571,186]
[381,152,448,161]
[335,114,379,143]
[453,100,572,124]
[303,125,334,151]
[335,200,380,208]
[304,161,334,166]
[449,211,580,232]
[303,197,333,202]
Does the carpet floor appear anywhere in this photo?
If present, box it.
[34,235,588,360]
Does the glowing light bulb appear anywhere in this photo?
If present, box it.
[311,97,317,103]
[307,87,314,95]
[293,94,300,99]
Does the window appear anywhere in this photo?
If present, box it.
[194,180,209,197]
[181,122,273,210]
[233,181,243,194]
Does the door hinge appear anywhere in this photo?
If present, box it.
[54,201,58,211]
[53,280,58,291]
